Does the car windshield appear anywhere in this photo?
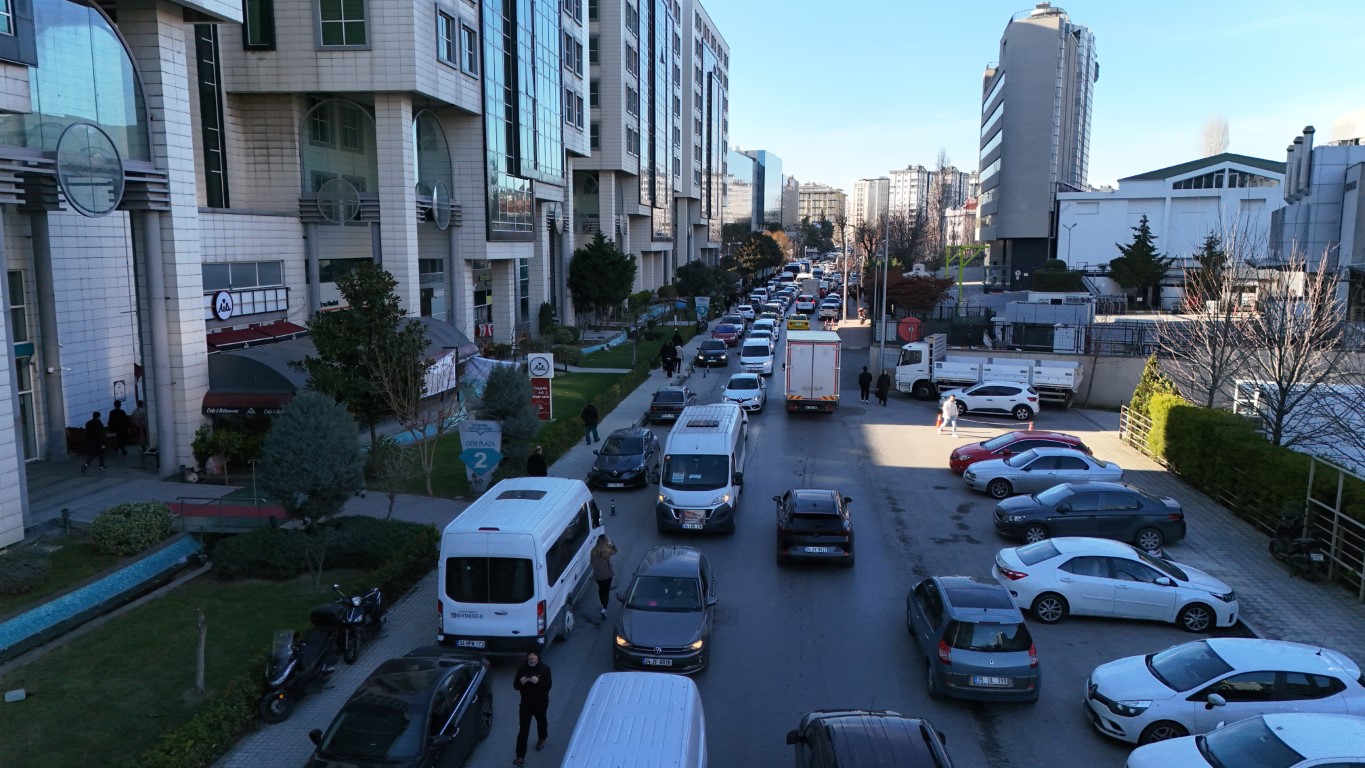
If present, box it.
[653,391,684,403]
[701,341,726,352]
[716,324,739,334]
[728,377,759,391]
[601,436,644,455]
[625,575,701,611]
[1004,450,1040,468]
[663,454,730,491]
[742,345,769,357]
[1198,716,1305,768]
[1034,485,1074,506]
[946,620,1033,653]
[1133,546,1190,582]
[1014,540,1061,565]
[1147,641,1234,692]
[318,697,424,762]
[980,434,1018,450]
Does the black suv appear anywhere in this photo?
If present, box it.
[786,710,954,767]
[648,386,696,423]
[774,489,854,567]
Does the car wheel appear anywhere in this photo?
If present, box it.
[1135,527,1165,552]
[1012,404,1034,421]
[258,691,296,723]
[1031,592,1068,624]
[476,691,494,740]
[1140,721,1189,744]
[1022,523,1049,544]
[1177,603,1215,633]
[986,478,1013,499]
[912,382,935,401]
[558,608,574,641]
[925,660,944,700]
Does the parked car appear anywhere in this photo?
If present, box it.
[1085,638,1365,744]
[613,546,716,674]
[1124,713,1365,768]
[711,323,742,346]
[993,482,1185,551]
[940,381,1040,421]
[964,447,1123,499]
[737,304,756,321]
[304,648,492,768]
[722,373,767,412]
[739,343,775,376]
[588,427,661,489]
[992,538,1238,632]
[647,386,696,423]
[786,711,956,767]
[694,339,729,367]
[949,431,1093,474]
[905,576,1039,702]
[774,488,854,566]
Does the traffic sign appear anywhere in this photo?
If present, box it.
[459,448,503,473]
[527,352,554,379]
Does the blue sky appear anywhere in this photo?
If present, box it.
[705,0,1365,195]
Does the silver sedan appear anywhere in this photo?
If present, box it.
[963,447,1122,499]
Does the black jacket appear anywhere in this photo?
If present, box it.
[513,661,553,708]
[84,418,105,447]
[858,370,873,389]
[875,373,891,394]
[107,407,129,434]
[526,453,548,477]
[581,404,599,427]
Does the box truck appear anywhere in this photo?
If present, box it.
[784,330,841,413]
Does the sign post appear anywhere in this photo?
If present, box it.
[695,296,710,322]
[528,352,554,422]
[457,420,503,492]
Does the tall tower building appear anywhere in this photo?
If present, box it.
[851,177,889,229]
[678,0,729,266]
[977,2,1097,290]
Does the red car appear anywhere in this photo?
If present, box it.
[948,431,1092,474]
[711,323,743,346]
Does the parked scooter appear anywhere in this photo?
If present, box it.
[257,613,339,723]
[695,318,709,333]
[1268,513,1328,581]
[333,583,384,664]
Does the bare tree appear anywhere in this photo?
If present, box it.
[1202,115,1230,157]
[854,215,885,262]
[365,345,463,495]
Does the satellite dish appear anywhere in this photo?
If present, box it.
[317,178,361,223]
[432,181,451,230]
[55,122,124,218]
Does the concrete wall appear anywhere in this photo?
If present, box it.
[963,348,1145,409]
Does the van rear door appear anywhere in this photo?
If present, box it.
[443,532,538,649]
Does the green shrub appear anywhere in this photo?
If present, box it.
[136,667,261,768]
[1031,270,1085,291]
[657,284,677,299]
[552,327,576,345]
[88,502,174,556]
[211,517,437,583]
[538,302,555,336]
[0,547,51,595]
[552,344,582,366]
[1131,354,1178,415]
[1145,392,1187,457]
[209,527,311,580]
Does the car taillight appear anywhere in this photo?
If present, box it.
[937,639,952,665]
[1027,397,1038,402]
[536,600,546,636]
[1168,512,1184,521]
[1029,643,1038,669]
[437,598,443,620]
[996,564,1028,581]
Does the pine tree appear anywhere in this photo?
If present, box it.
[1109,215,1174,309]
[258,392,365,528]
[568,233,637,317]
[1185,232,1227,304]
[1129,354,1179,417]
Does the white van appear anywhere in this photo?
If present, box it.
[438,478,603,654]
[656,404,747,534]
[560,672,707,768]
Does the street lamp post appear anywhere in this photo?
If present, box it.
[1063,222,1078,266]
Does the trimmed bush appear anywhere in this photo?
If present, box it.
[209,527,312,580]
[552,344,582,366]
[1145,392,1187,457]
[0,546,52,595]
[1031,270,1085,291]
[137,667,261,768]
[210,517,436,584]
[552,327,576,345]
[88,502,174,556]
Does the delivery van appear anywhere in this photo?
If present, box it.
[560,672,707,768]
[656,404,747,534]
[438,478,604,654]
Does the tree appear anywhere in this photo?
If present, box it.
[731,231,783,283]
[854,215,885,262]
[886,211,926,272]
[885,273,955,315]
[1158,237,1252,408]
[365,338,461,495]
[298,262,421,444]
[1109,215,1174,309]
[1129,354,1179,416]
[366,436,415,518]
[568,232,637,319]
[676,259,724,302]
[469,364,540,470]
[1186,232,1228,303]
[257,392,365,528]
[799,216,835,254]
[721,222,752,256]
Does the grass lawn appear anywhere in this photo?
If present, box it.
[0,533,124,618]
[579,324,697,370]
[0,569,367,768]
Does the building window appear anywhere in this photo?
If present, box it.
[244,0,276,49]
[564,88,585,128]
[309,105,333,146]
[980,157,1002,183]
[195,24,230,208]
[588,35,597,64]
[562,0,581,22]
[437,11,457,65]
[460,23,479,74]
[561,32,582,75]
[590,121,599,149]
[626,125,639,156]
[340,105,363,151]
[587,0,596,20]
[625,85,638,117]
[318,0,367,47]
[589,79,598,107]
[8,270,26,343]
[624,2,638,35]
[574,93,584,127]
[625,44,637,76]
[519,257,530,318]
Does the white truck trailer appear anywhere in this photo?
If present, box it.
[784,330,841,413]
[893,333,1083,406]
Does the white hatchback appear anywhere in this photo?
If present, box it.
[993,538,1238,632]
[739,343,774,376]
[1125,712,1365,768]
[1085,638,1365,745]
[722,373,767,412]
[794,294,817,313]
[737,304,756,320]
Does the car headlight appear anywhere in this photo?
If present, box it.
[1211,591,1237,603]
[1005,514,1026,523]
[711,493,730,506]
[688,639,704,651]
[659,493,673,506]
[614,635,628,648]
[1107,699,1151,717]
[964,472,976,481]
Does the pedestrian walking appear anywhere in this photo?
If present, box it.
[81,411,107,472]
[512,651,553,765]
[130,400,148,453]
[937,394,960,437]
[875,370,891,406]
[526,445,548,477]
[671,330,684,348]
[580,401,600,445]
[857,366,873,403]
[107,401,130,456]
[590,534,617,618]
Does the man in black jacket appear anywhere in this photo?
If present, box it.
[581,402,600,445]
[512,650,553,765]
[857,366,873,403]
[526,445,548,477]
[82,412,107,472]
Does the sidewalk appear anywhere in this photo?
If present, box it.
[1072,408,1365,665]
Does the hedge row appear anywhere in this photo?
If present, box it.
[89,502,175,556]
[0,546,51,595]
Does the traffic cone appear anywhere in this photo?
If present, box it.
[1028,420,1034,430]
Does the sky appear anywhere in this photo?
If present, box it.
[704,0,1365,196]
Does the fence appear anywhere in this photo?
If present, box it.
[1119,405,1365,600]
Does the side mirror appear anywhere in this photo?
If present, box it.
[1057,503,1072,514]
[706,595,718,606]
[773,495,782,503]
[1001,449,1013,456]
[733,472,744,486]
[309,729,323,746]
[843,497,853,505]
[430,734,454,747]
[785,729,804,746]
[615,592,625,603]
[592,450,599,456]
[1154,576,1173,587]
[1205,693,1227,710]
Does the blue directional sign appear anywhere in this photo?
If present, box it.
[459,448,503,473]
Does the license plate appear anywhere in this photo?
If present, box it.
[642,657,673,667]
[804,546,830,553]
[1310,553,1326,561]
[972,675,1010,687]
[606,483,625,488]
[682,523,703,530]
[455,639,486,649]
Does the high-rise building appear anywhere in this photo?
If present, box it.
[677,0,730,266]
[798,184,847,224]
[977,2,1097,290]
[743,149,783,227]
[724,148,756,232]
[888,165,974,220]
[851,177,890,229]
[781,175,800,229]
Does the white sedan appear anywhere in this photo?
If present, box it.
[994,538,1238,632]
[722,373,766,412]
[964,447,1122,499]
[1085,638,1365,744]
[1125,713,1365,768]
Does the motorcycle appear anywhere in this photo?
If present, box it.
[1268,513,1328,581]
[695,318,708,333]
[257,614,339,723]
[333,583,385,664]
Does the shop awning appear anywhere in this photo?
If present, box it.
[206,326,272,350]
[203,338,313,415]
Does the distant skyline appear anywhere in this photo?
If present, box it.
[706,1,1365,198]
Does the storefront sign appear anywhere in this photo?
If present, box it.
[212,291,235,320]
[531,377,552,421]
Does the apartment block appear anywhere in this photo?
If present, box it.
[797,184,847,224]
[676,0,729,266]
[851,177,889,229]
